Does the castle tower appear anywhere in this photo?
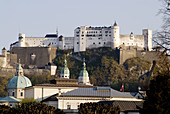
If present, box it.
[143,29,152,51]
[19,33,25,47]
[7,60,32,99]
[111,21,120,48]
[74,26,87,52]
[2,47,7,57]
[58,35,65,50]
[78,58,91,85]
[60,57,70,79]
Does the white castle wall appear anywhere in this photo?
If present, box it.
[11,24,152,52]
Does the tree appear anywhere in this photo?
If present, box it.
[79,102,120,114]
[15,98,65,114]
[0,105,17,114]
[153,0,170,56]
[142,66,170,114]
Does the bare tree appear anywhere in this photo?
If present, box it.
[153,0,170,56]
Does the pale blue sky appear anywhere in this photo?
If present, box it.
[0,0,163,51]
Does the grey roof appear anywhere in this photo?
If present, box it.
[0,96,21,103]
[61,87,134,98]
[98,101,143,111]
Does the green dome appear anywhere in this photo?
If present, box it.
[60,59,70,74]
[79,60,88,77]
[7,75,32,89]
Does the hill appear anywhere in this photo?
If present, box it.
[54,47,154,92]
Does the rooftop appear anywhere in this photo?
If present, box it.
[60,87,134,98]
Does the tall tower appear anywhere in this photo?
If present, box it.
[60,57,70,79]
[74,26,87,52]
[143,29,152,51]
[19,33,25,47]
[78,58,91,85]
[112,22,120,48]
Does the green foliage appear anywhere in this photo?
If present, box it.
[20,98,36,104]
[15,102,65,114]
[79,102,120,114]
[53,48,154,92]
[142,60,170,114]
[0,77,10,97]
[0,105,17,114]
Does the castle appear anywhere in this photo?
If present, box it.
[11,22,152,52]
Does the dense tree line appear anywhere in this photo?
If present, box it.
[0,99,65,114]
[79,102,120,114]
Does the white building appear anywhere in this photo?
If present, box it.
[42,87,143,113]
[11,22,152,52]
[24,58,93,102]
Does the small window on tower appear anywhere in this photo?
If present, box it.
[21,92,23,96]
[12,92,14,96]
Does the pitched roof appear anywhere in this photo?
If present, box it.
[99,101,143,112]
[60,87,133,98]
[0,96,21,103]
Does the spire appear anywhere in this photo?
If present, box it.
[16,59,23,76]
[83,58,86,70]
[60,55,70,79]
[56,27,58,36]
[114,21,118,26]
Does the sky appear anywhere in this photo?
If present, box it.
[0,0,163,51]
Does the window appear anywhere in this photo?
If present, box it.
[67,105,71,109]
[99,42,101,44]
[21,92,23,96]
[12,92,14,96]
[104,42,106,44]
[77,42,79,44]
[93,42,95,44]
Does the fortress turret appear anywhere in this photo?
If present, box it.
[143,29,152,51]
[19,33,25,47]
[112,21,120,48]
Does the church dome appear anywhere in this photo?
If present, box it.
[60,58,70,79]
[7,63,32,89]
[7,76,32,89]
[78,59,91,85]
[60,59,70,74]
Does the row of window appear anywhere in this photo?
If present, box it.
[77,42,106,45]
[10,91,23,97]
[67,104,80,109]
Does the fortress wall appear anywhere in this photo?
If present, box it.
[119,49,136,64]
[136,51,161,61]
[10,47,57,68]
[119,48,162,64]
[0,68,50,78]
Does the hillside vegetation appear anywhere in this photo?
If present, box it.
[54,47,154,92]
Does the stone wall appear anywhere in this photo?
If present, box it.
[10,47,58,68]
[0,68,50,78]
[119,47,161,64]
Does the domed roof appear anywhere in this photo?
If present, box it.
[7,76,32,89]
[7,63,32,89]
[60,59,70,74]
[79,60,88,77]
[78,59,91,85]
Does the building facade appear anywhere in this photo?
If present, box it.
[11,23,152,52]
